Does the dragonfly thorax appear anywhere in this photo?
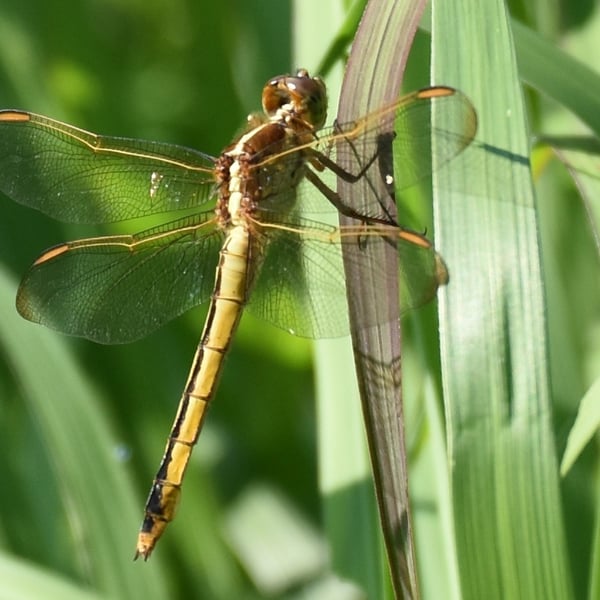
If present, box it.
[216,116,311,228]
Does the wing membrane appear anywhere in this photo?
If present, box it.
[0,110,218,223]
[248,217,446,338]
[17,212,223,343]
[325,86,476,184]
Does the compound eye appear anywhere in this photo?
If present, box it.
[262,70,327,128]
[262,76,289,116]
[288,73,327,128]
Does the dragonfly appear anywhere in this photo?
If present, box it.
[0,69,477,559]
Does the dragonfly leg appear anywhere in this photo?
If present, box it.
[307,144,380,183]
[306,130,398,224]
[304,167,398,226]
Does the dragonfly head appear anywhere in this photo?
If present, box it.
[262,68,327,131]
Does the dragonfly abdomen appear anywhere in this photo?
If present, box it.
[135,225,252,559]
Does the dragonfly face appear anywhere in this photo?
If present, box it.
[0,69,477,559]
[262,69,327,128]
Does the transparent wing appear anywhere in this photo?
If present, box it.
[0,110,218,223]
[247,216,446,339]
[16,212,223,343]
[325,86,476,184]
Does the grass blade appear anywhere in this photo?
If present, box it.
[0,266,170,599]
[431,0,573,598]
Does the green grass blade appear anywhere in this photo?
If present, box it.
[431,1,572,598]
[0,266,169,599]
[0,552,104,600]
[514,19,600,137]
[561,376,600,475]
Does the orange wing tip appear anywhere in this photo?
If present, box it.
[398,229,433,249]
[417,86,456,99]
[0,110,31,122]
[32,244,70,266]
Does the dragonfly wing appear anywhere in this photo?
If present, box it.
[394,229,448,311]
[310,87,477,220]
[248,219,349,339]
[247,217,446,339]
[389,87,477,190]
[0,110,217,223]
[17,213,223,343]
